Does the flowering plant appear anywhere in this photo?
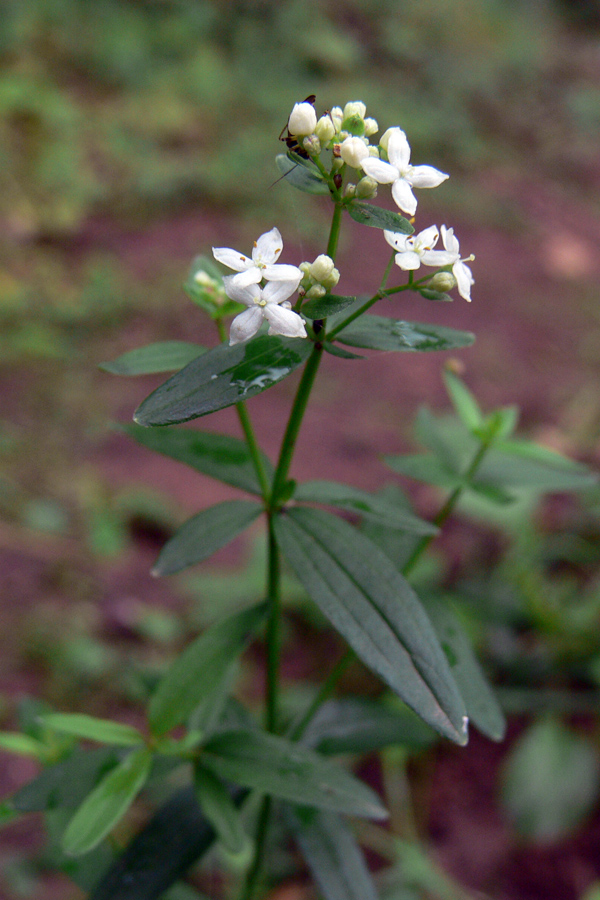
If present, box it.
[1,97,596,900]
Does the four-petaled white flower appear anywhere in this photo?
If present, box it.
[361,128,449,216]
[212,228,303,290]
[384,225,456,271]
[440,226,474,302]
[223,276,307,345]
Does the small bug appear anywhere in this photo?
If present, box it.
[279,95,317,159]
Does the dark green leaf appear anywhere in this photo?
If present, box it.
[153,500,263,576]
[347,202,413,234]
[294,481,437,535]
[323,343,365,360]
[202,728,387,819]
[274,508,468,744]
[44,808,117,891]
[123,425,273,496]
[301,698,435,755]
[148,603,267,736]
[62,747,153,856]
[12,747,123,812]
[302,295,357,319]
[419,288,453,302]
[193,764,249,855]
[99,342,206,376]
[336,315,475,352]
[422,598,505,742]
[41,714,145,747]
[289,808,378,900]
[89,786,244,900]
[275,154,330,195]
[134,335,313,426]
[500,718,600,841]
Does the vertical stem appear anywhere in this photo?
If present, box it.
[326,203,343,260]
[265,515,281,733]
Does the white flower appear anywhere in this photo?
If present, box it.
[384,225,456,271]
[340,136,369,169]
[288,101,317,137]
[212,228,303,290]
[361,127,449,215]
[343,101,367,120]
[440,226,474,302]
[223,276,307,345]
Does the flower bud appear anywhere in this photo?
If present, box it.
[341,114,365,136]
[368,145,380,157]
[428,271,457,292]
[364,117,378,137]
[315,115,335,143]
[288,101,317,137]
[329,107,344,131]
[343,183,356,199]
[309,254,335,282]
[302,134,321,155]
[321,266,340,290]
[343,101,367,120]
[306,284,326,300]
[356,176,378,199]
[379,126,401,155]
[340,136,369,169]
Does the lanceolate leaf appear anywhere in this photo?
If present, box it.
[12,747,123,812]
[99,342,206,376]
[275,153,330,195]
[384,453,463,488]
[289,808,379,900]
[294,480,437,535]
[274,507,467,744]
[41,714,144,747]
[148,603,267,736]
[347,202,413,235]
[134,335,313,426]
[336,315,475,353]
[193,764,249,855]
[62,748,153,856]
[202,728,387,820]
[153,501,263,576]
[123,425,274,495]
[301,295,357,320]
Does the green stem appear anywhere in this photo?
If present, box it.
[239,796,272,900]
[326,203,344,260]
[265,515,281,733]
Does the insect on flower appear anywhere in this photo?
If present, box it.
[279,95,317,159]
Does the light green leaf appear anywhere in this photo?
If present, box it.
[148,603,267,736]
[99,342,206,376]
[202,728,387,819]
[294,480,437,535]
[62,747,153,856]
[153,500,263,576]
[442,370,483,432]
[193,764,250,855]
[123,425,273,496]
[134,335,313,426]
[289,808,379,900]
[478,442,598,492]
[274,507,468,744]
[336,315,475,353]
[275,153,330,195]
[347,202,413,234]
[0,731,45,758]
[42,714,145,747]
[384,453,461,488]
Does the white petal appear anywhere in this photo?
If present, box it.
[262,263,303,285]
[391,178,417,215]
[408,165,449,189]
[262,279,299,305]
[253,227,283,265]
[212,247,253,272]
[229,307,264,344]
[384,230,410,252]
[415,225,440,248]
[441,225,459,255]
[386,128,411,171]
[394,251,422,270]
[420,249,457,267]
[263,305,307,339]
[361,157,398,185]
[453,260,474,301]
[228,267,262,289]
[223,276,260,306]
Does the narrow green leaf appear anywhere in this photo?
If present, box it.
[12,747,122,812]
[478,442,598,492]
[42,714,145,747]
[300,698,435,755]
[323,343,364,360]
[99,342,206,376]
[62,747,153,856]
[336,315,475,353]
[148,603,267,736]
[294,480,437,535]
[347,202,413,234]
[301,295,357,319]
[123,425,274,496]
[202,728,387,819]
[289,808,379,900]
[134,335,313,426]
[153,500,262,576]
[414,407,463,473]
[423,598,506,742]
[193,763,249,855]
[442,370,483,432]
[0,731,45,758]
[275,153,330,195]
[384,453,462,488]
[274,508,468,744]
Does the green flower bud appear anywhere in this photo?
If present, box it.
[309,254,335,282]
[364,117,378,137]
[343,101,367,120]
[343,183,357,199]
[302,134,321,155]
[355,176,378,199]
[321,267,340,290]
[315,115,335,143]
[341,114,365,137]
[306,284,326,300]
[428,271,457,292]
